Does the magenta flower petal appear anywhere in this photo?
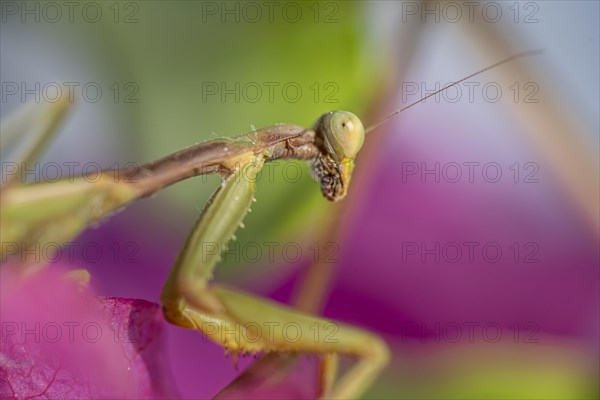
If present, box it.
[0,267,178,399]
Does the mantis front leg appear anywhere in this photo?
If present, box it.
[161,153,264,320]
[160,153,389,399]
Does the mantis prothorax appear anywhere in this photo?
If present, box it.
[0,50,541,398]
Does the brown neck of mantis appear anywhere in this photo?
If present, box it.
[108,127,320,199]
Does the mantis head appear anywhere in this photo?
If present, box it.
[310,50,543,202]
[312,111,365,202]
[312,49,543,201]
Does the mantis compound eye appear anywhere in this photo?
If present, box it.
[316,111,365,163]
[312,111,365,202]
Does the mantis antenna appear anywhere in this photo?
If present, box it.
[365,49,545,134]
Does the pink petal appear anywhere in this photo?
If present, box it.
[0,267,178,399]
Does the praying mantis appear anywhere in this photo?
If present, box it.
[0,51,540,398]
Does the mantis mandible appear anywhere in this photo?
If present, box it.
[0,50,540,398]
